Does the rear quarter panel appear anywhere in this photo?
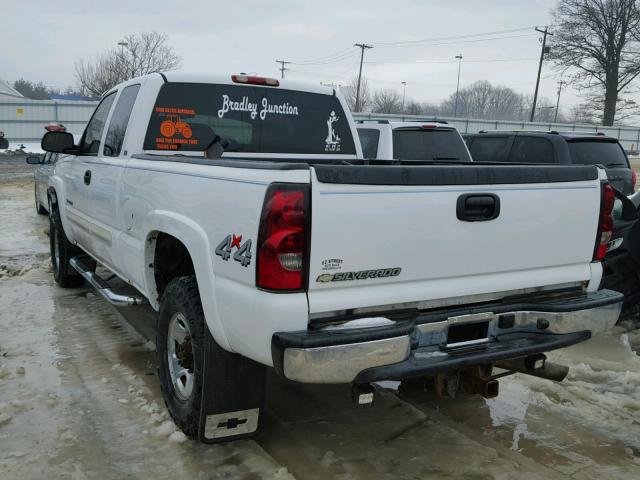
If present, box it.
[120,159,311,365]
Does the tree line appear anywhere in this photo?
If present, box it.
[341,77,576,123]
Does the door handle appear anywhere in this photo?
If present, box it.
[457,193,500,222]
[84,170,92,185]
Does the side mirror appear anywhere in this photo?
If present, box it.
[0,138,8,149]
[42,131,77,154]
[26,155,43,165]
[613,189,638,221]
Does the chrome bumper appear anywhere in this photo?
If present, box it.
[272,289,623,384]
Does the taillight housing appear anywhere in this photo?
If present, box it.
[632,169,637,190]
[256,183,310,291]
[594,182,615,261]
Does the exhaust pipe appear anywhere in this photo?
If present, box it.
[496,354,569,382]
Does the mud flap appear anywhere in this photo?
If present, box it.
[197,330,266,443]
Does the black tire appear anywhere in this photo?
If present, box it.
[35,186,47,215]
[49,206,84,287]
[157,276,265,441]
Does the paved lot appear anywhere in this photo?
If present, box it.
[1,160,639,479]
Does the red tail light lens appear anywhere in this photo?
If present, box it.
[232,75,280,87]
[594,183,615,261]
[632,169,637,190]
[256,184,309,291]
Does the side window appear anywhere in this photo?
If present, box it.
[357,128,380,158]
[509,136,555,163]
[103,85,141,157]
[468,136,512,162]
[80,93,116,156]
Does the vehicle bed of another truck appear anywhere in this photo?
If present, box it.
[41,72,623,443]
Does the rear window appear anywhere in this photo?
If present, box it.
[392,128,470,161]
[467,136,511,162]
[568,140,629,168]
[509,136,556,163]
[143,83,356,155]
[357,128,380,158]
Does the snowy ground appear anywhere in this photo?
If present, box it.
[1,162,640,479]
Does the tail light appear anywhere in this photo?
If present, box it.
[256,183,310,291]
[594,183,615,261]
[232,75,280,87]
[632,170,637,190]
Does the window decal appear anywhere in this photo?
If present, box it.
[154,107,198,150]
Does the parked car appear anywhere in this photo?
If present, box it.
[26,127,78,214]
[356,120,472,161]
[465,131,636,194]
[26,151,59,214]
[0,131,8,149]
[601,189,640,318]
[40,72,622,443]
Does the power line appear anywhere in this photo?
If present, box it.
[372,26,538,47]
[290,46,355,65]
[364,57,539,65]
[275,59,291,79]
[292,51,359,66]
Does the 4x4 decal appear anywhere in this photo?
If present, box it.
[215,234,252,267]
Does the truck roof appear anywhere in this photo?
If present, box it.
[473,129,617,142]
[161,72,335,95]
[356,120,453,129]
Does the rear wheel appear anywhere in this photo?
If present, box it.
[157,276,265,442]
[49,206,84,287]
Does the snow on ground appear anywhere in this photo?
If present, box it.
[1,161,639,479]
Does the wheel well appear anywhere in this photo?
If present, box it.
[153,233,195,298]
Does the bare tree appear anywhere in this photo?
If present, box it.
[76,32,181,97]
[441,80,524,120]
[342,76,371,111]
[549,0,640,125]
[522,95,561,122]
[404,100,424,115]
[372,88,403,114]
[568,103,600,124]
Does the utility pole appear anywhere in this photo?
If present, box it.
[275,60,291,79]
[401,81,407,113]
[354,43,373,112]
[454,54,463,117]
[554,80,566,123]
[530,26,553,122]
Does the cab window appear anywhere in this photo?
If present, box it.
[357,128,380,158]
[104,85,140,157]
[80,92,116,155]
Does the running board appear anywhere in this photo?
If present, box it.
[69,256,147,307]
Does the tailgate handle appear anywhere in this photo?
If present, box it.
[84,170,92,186]
[457,193,500,222]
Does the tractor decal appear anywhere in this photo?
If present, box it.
[153,107,199,150]
[160,114,193,139]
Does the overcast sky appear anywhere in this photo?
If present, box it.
[4,0,590,114]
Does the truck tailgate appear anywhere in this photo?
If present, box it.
[307,164,602,314]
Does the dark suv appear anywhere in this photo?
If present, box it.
[465,131,636,194]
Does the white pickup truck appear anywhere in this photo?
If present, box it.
[40,72,623,443]
[356,119,472,161]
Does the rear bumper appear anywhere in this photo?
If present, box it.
[271,289,623,384]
